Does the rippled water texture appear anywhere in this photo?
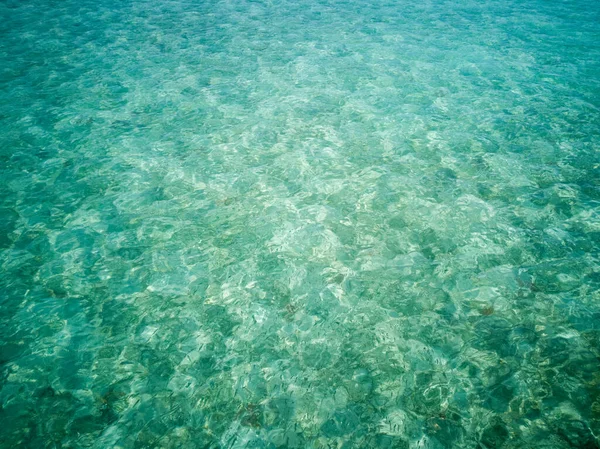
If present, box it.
[1,0,600,447]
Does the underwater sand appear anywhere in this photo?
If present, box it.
[1,0,600,447]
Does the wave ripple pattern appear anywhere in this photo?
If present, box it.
[1,0,600,448]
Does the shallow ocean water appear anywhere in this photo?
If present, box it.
[1,0,600,447]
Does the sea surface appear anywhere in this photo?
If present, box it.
[1,0,600,447]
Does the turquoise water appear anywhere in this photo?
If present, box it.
[1,0,600,447]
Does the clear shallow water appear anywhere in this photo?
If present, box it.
[1,0,600,447]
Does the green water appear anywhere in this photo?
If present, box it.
[1,0,600,447]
